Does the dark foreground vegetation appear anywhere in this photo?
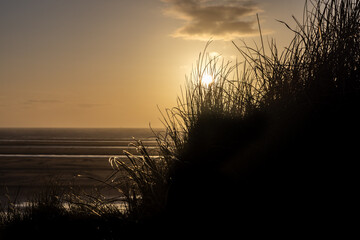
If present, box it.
[1,0,359,238]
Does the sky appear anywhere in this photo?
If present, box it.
[0,0,304,128]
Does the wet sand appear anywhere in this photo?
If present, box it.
[0,130,160,202]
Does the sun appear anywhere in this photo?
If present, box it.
[201,73,214,86]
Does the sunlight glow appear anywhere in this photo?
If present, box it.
[201,73,214,86]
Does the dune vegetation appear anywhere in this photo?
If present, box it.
[1,0,359,238]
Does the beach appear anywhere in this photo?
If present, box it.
[0,128,161,202]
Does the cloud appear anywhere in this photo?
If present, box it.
[162,0,261,40]
[23,99,62,105]
[78,103,109,108]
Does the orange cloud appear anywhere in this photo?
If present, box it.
[163,0,261,40]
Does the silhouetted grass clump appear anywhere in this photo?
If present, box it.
[161,0,360,234]
[0,182,144,239]
[109,138,173,220]
[1,0,359,237]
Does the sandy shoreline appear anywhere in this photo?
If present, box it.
[0,154,115,201]
[0,154,149,205]
[0,128,160,203]
[0,139,159,146]
[0,146,158,155]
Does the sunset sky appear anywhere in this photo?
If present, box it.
[0,0,304,128]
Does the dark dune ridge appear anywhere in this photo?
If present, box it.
[165,93,359,233]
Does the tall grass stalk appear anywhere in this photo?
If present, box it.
[234,0,360,108]
[109,138,173,218]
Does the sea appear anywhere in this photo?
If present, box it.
[0,128,162,203]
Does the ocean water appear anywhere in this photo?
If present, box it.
[0,128,160,141]
[0,128,162,201]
